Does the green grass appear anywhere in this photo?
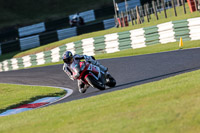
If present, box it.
[0,84,66,113]
[0,3,200,131]
[1,68,200,133]
[9,3,200,59]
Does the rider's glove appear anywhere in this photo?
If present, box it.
[69,75,74,81]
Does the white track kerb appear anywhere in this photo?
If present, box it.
[0,85,73,116]
[38,86,73,107]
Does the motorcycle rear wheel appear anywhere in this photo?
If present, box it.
[85,75,105,90]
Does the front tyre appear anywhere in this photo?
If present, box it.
[85,75,105,90]
[106,75,116,87]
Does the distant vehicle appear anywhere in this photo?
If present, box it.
[69,13,85,27]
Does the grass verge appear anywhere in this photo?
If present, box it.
[0,84,66,113]
[0,68,200,133]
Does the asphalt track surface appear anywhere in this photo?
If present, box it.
[1,48,200,104]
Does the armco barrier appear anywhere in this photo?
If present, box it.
[57,27,77,41]
[19,35,40,51]
[1,17,200,72]
[1,40,20,54]
[103,18,116,29]
[77,22,104,35]
[39,31,58,46]
[0,27,18,43]
[18,22,46,37]
[45,17,70,31]
[0,45,1,55]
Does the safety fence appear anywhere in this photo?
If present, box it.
[0,17,200,72]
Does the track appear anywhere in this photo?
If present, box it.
[1,48,200,104]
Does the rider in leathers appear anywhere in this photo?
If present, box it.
[62,51,109,93]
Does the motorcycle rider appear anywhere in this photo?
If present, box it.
[70,13,84,27]
[62,51,109,93]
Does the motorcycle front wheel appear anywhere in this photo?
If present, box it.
[106,75,116,87]
[85,75,105,90]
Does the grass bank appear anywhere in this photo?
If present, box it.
[0,68,200,133]
[0,84,66,113]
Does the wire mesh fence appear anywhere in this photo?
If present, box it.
[115,0,200,27]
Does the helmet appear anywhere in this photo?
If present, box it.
[62,51,73,64]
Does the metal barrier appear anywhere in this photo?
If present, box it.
[57,27,77,40]
[103,18,116,29]
[19,35,40,50]
[18,22,46,37]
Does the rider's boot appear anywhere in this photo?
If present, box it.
[99,64,113,82]
[77,80,88,93]
[99,65,110,77]
[99,64,108,73]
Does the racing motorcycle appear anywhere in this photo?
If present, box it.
[70,60,116,91]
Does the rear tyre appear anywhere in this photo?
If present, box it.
[85,75,105,90]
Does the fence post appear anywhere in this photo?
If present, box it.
[198,0,200,11]
[131,9,137,24]
[157,0,161,13]
[118,13,122,27]
[152,1,159,20]
[113,0,118,22]
[162,0,167,18]
[121,11,125,27]
[136,6,141,24]
[181,0,186,14]
[177,0,180,6]
[194,0,198,11]
[171,0,177,16]
[144,4,150,22]
[139,6,144,23]
[147,3,151,19]
[129,10,134,25]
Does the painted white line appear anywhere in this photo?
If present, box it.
[0,84,73,116]
[37,86,73,108]
[0,108,33,116]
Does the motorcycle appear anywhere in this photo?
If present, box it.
[69,16,84,27]
[70,60,116,92]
